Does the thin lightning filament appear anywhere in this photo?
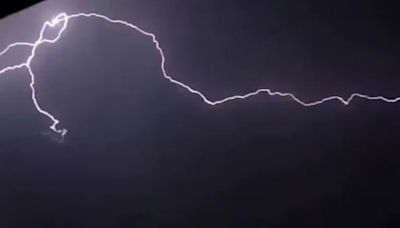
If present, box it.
[1,12,399,139]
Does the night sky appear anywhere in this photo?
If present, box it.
[0,0,399,227]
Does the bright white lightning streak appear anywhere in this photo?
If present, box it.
[0,12,400,138]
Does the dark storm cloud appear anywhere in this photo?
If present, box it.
[0,0,399,227]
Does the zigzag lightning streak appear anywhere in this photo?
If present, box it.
[1,12,399,139]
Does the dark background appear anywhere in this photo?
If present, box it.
[0,0,43,19]
[0,0,399,227]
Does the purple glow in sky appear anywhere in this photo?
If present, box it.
[1,11,400,139]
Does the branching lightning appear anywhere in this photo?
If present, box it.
[1,12,399,139]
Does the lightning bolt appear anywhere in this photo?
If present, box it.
[1,12,399,139]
